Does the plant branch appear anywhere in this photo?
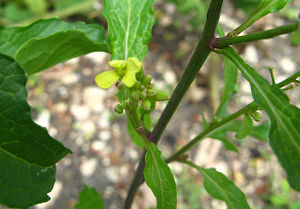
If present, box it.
[166,102,257,163]
[123,0,224,208]
[166,69,300,163]
[213,23,298,48]
[276,70,300,88]
[124,68,299,209]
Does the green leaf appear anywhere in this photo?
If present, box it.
[291,25,300,46]
[229,0,291,36]
[75,185,104,209]
[144,113,152,130]
[25,0,47,15]
[0,150,56,209]
[215,25,238,118]
[232,0,261,14]
[103,0,156,60]
[219,47,300,191]
[212,137,239,153]
[144,143,177,209]
[127,116,145,148]
[235,113,253,139]
[0,18,110,75]
[183,161,251,209]
[0,54,71,208]
[3,2,34,23]
[209,120,270,142]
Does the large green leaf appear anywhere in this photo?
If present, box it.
[75,185,104,209]
[0,54,71,208]
[184,160,251,209]
[103,0,156,60]
[144,143,177,209]
[0,18,110,75]
[0,150,56,209]
[219,47,300,191]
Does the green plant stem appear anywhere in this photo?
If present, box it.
[166,102,257,163]
[276,70,300,88]
[214,23,298,48]
[123,0,224,208]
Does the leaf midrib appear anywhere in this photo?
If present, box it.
[124,0,131,60]
[200,169,237,209]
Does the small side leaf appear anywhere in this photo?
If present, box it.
[144,143,177,209]
[0,18,110,74]
[215,25,238,118]
[103,0,156,60]
[183,160,251,209]
[127,117,145,148]
[291,25,300,46]
[235,113,253,139]
[219,47,300,191]
[212,137,239,153]
[75,185,104,209]
[0,54,71,208]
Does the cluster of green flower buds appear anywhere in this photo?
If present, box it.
[114,73,170,114]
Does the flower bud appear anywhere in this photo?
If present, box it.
[155,90,170,101]
[132,81,141,90]
[147,89,157,97]
[139,90,147,100]
[142,75,152,86]
[139,85,146,90]
[250,111,261,122]
[130,90,140,101]
[142,99,151,111]
[114,104,124,114]
[148,83,154,89]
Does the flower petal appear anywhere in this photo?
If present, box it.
[95,70,120,89]
[121,57,143,87]
[109,60,127,69]
[121,71,137,87]
[126,57,142,73]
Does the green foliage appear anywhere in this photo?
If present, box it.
[3,2,33,22]
[144,143,177,209]
[183,160,251,209]
[25,0,47,15]
[219,47,300,191]
[166,0,208,30]
[0,0,97,24]
[228,0,292,36]
[0,18,110,75]
[75,185,104,209]
[291,25,300,46]
[0,54,71,208]
[235,113,253,139]
[215,26,238,118]
[232,0,261,14]
[103,0,156,60]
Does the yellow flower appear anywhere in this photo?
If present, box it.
[95,57,142,89]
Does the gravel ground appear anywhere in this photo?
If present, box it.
[2,1,300,209]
